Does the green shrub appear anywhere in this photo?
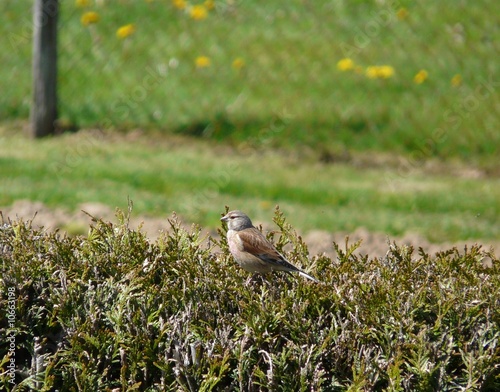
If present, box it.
[1,208,499,391]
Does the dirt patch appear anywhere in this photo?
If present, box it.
[0,199,168,239]
[1,200,497,260]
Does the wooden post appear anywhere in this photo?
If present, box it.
[31,0,58,138]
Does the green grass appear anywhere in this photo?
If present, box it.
[1,124,499,243]
[1,1,499,242]
[2,0,499,166]
[1,210,499,390]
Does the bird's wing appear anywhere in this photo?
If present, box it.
[237,228,299,272]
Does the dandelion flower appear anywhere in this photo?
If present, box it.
[172,0,187,10]
[378,65,395,78]
[195,56,211,68]
[337,58,355,71]
[81,11,100,26]
[414,69,428,84]
[232,57,245,70]
[76,0,91,7]
[451,73,462,87]
[190,5,208,20]
[396,7,409,20]
[366,65,394,79]
[116,24,135,39]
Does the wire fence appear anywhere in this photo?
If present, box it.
[2,0,499,157]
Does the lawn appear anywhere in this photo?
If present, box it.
[1,0,499,241]
[1,123,499,243]
[2,0,499,167]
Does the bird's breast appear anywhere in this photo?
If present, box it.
[227,230,243,251]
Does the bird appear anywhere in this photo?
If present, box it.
[220,210,318,282]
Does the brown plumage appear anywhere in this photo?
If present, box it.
[221,210,318,282]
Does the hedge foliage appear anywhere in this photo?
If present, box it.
[1,207,499,391]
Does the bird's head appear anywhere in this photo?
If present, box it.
[221,210,253,231]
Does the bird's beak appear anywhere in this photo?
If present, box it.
[220,214,228,222]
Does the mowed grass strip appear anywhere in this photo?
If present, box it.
[1,126,499,242]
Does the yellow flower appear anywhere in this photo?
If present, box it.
[396,7,409,20]
[232,57,245,70]
[451,73,462,87]
[76,0,91,7]
[414,69,428,84]
[190,5,208,20]
[172,0,187,10]
[116,24,136,39]
[378,65,395,78]
[81,11,100,26]
[204,0,215,10]
[337,58,355,71]
[366,65,394,79]
[195,56,211,68]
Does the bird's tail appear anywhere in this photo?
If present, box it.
[298,270,319,283]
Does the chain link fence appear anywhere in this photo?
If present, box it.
[2,0,499,159]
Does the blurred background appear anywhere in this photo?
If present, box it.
[1,0,499,249]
